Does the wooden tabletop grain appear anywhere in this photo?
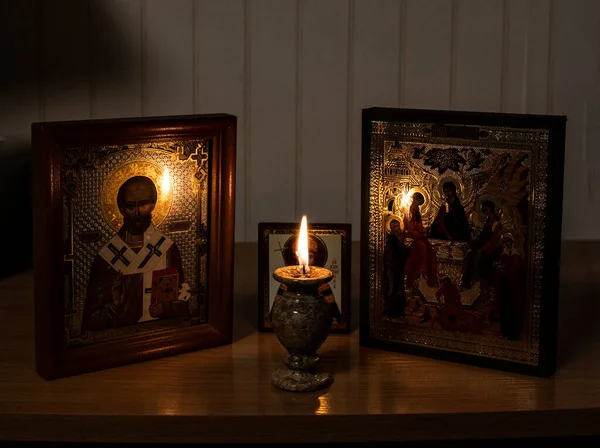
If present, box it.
[0,242,599,443]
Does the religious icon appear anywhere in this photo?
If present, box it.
[62,144,209,345]
[258,223,351,333]
[33,114,236,379]
[83,176,190,331]
[361,108,566,376]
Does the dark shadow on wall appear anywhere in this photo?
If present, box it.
[0,0,138,280]
[0,148,32,279]
[1,0,140,94]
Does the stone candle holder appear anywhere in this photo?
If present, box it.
[271,265,334,392]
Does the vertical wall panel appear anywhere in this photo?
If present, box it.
[196,0,245,116]
[552,0,600,239]
[248,0,297,238]
[453,0,504,111]
[0,0,39,150]
[143,0,194,116]
[585,85,600,214]
[351,0,401,232]
[300,0,349,223]
[525,0,552,114]
[41,0,92,121]
[502,0,552,114]
[403,0,453,110]
[501,0,527,113]
[501,0,554,115]
[196,0,246,241]
[90,0,143,119]
[4,0,600,241]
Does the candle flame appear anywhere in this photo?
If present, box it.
[296,215,309,275]
[399,186,411,212]
[161,168,171,198]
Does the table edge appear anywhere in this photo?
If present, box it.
[1,408,599,442]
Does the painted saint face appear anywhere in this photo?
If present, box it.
[119,180,156,235]
[443,187,455,200]
[411,194,424,208]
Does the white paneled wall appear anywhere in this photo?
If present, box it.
[403,0,452,109]
[351,0,402,230]
[1,0,599,241]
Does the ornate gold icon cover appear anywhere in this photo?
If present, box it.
[62,141,209,346]
[362,110,565,373]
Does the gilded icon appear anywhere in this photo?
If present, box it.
[361,108,565,376]
[34,114,236,379]
[63,142,209,345]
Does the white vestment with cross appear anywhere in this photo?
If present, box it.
[98,224,174,323]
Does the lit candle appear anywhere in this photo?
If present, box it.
[296,215,310,275]
[272,215,333,282]
[270,214,335,392]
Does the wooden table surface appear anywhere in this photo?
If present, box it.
[1,242,600,443]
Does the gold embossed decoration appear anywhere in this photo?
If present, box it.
[63,140,210,346]
[101,159,173,232]
[363,113,562,372]
[383,212,404,233]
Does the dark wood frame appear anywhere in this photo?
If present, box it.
[360,107,566,377]
[33,114,236,379]
[258,222,351,333]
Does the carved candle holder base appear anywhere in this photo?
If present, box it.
[271,266,334,392]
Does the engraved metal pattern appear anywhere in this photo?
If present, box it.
[63,141,209,345]
[369,133,385,321]
[367,121,550,365]
[530,135,549,363]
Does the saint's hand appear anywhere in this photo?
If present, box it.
[111,274,125,309]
